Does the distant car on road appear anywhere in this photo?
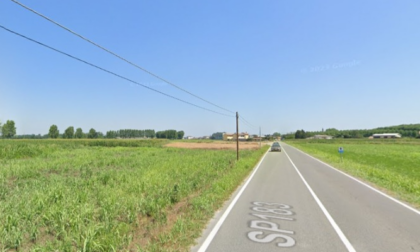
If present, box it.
[271,142,281,152]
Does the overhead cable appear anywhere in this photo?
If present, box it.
[11,0,235,115]
[0,25,233,117]
[239,115,258,130]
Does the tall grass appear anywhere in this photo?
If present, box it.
[286,139,420,207]
[0,139,268,251]
[0,139,167,159]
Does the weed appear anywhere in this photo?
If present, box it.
[0,139,268,251]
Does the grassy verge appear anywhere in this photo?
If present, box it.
[0,139,268,251]
[285,139,420,207]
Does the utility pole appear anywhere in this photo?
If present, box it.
[236,112,239,161]
[259,127,261,148]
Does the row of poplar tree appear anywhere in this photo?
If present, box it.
[48,125,185,139]
[106,129,185,139]
[48,125,102,139]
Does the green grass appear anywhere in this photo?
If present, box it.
[0,139,268,251]
[0,139,168,159]
[285,139,420,207]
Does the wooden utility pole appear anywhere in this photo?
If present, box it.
[236,112,239,161]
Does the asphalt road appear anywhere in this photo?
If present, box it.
[191,143,420,252]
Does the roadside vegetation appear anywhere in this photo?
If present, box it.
[0,139,268,251]
[285,139,420,208]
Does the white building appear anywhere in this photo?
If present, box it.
[313,135,333,139]
[372,133,401,139]
[223,132,250,141]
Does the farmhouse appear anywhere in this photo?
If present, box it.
[223,132,250,141]
[371,133,401,139]
[308,135,333,140]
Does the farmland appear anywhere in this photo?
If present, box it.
[285,139,420,207]
[0,139,268,251]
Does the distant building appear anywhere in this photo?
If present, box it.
[184,136,194,140]
[211,132,224,140]
[251,134,262,141]
[372,133,401,139]
[223,132,250,141]
[312,135,333,140]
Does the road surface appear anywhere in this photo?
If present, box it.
[191,143,420,252]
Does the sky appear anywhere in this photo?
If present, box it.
[1,0,420,137]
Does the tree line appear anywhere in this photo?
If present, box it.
[48,125,103,139]
[156,130,184,139]
[0,120,184,140]
[282,124,420,139]
[106,129,184,139]
[106,129,155,139]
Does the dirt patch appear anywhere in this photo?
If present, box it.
[128,193,196,251]
[165,141,261,150]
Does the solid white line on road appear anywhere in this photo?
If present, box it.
[287,144,420,216]
[283,148,356,252]
[197,149,270,252]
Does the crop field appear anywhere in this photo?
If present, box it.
[0,139,268,251]
[285,139,420,207]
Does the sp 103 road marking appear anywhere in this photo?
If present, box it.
[247,202,296,247]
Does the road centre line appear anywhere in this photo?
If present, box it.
[197,148,270,252]
[283,148,356,252]
[286,144,420,216]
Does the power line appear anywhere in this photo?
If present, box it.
[239,115,258,130]
[0,25,234,118]
[240,116,256,128]
[239,118,255,130]
[11,0,235,115]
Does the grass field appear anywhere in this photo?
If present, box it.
[285,139,420,208]
[0,139,268,251]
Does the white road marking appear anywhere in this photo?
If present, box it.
[287,144,420,216]
[197,149,270,252]
[283,148,356,252]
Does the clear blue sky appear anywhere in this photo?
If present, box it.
[1,0,419,137]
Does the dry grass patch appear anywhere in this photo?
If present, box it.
[165,141,260,150]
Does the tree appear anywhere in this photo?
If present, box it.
[106,130,116,139]
[145,129,155,138]
[283,133,295,139]
[295,129,306,139]
[155,129,182,139]
[350,130,362,138]
[210,132,224,140]
[177,131,185,139]
[63,126,74,139]
[97,132,104,138]
[263,134,273,140]
[325,128,339,137]
[75,128,84,138]
[272,132,281,139]
[88,128,97,139]
[166,130,177,139]
[48,125,59,138]
[2,120,16,138]
[156,131,166,139]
